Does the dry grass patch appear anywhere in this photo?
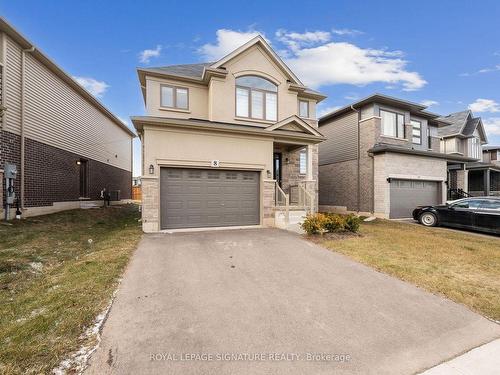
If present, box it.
[314,219,500,321]
[0,204,142,374]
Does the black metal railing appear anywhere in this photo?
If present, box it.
[447,188,471,200]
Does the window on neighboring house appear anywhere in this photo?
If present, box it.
[380,109,405,138]
[491,150,498,161]
[411,120,422,144]
[161,85,189,109]
[235,76,278,121]
[299,149,307,175]
[469,137,482,160]
[299,100,309,118]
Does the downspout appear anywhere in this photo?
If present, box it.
[20,46,35,209]
[351,105,361,212]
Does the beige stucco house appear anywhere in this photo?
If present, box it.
[132,36,326,232]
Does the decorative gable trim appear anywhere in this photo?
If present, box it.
[210,35,303,85]
[265,115,323,137]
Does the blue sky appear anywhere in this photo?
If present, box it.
[2,0,500,176]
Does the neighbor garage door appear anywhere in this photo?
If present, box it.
[160,168,260,229]
[390,179,440,219]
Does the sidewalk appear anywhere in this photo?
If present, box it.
[420,338,500,375]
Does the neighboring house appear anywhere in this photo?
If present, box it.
[0,17,135,218]
[132,36,326,232]
[437,111,499,197]
[318,94,477,219]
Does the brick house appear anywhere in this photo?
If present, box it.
[0,17,135,218]
[318,94,479,219]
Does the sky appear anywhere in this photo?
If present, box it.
[2,0,500,176]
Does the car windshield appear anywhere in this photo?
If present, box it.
[451,199,483,209]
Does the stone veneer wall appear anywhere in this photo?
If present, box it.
[141,177,159,232]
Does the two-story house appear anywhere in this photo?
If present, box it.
[132,36,326,232]
[318,94,477,219]
[0,17,134,219]
[437,110,499,197]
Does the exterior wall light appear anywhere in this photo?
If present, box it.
[149,164,155,175]
[266,170,272,179]
[76,160,81,165]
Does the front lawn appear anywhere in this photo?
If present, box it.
[0,204,142,374]
[311,220,500,321]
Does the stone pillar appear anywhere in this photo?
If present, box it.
[306,144,313,181]
[141,176,159,233]
[262,179,276,227]
[456,169,468,192]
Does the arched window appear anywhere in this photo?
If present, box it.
[236,76,277,121]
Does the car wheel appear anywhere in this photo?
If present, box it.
[419,212,437,227]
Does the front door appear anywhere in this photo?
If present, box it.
[273,152,282,187]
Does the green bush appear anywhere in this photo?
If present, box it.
[344,214,362,232]
[323,213,345,232]
[301,212,362,235]
[301,213,327,235]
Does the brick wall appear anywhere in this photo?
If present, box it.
[1,129,131,210]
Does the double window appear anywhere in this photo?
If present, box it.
[411,120,422,144]
[299,100,309,118]
[380,109,405,138]
[236,76,277,121]
[161,85,188,110]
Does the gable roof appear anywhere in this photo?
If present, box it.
[265,115,323,137]
[210,35,303,85]
[483,145,500,151]
[437,110,488,143]
[0,17,135,137]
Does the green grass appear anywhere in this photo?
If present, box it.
[0,204,142,374]
[313,220,500,321]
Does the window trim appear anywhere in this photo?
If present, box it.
[299,148,307,175]
[298,99,309,118]
[380,109,406,139]
[160,84,189,110]
[235,76,278,122]
[411,119,422,145]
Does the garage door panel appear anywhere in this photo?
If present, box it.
[161,168,260,229]
[390,179,440,219]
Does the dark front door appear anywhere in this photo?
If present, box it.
[273,152,282,187]
[79,160,88,198]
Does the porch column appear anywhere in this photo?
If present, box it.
[306,144,313,181]
[484,169,491,196]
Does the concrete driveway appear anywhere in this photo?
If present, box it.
[85,229,500,375]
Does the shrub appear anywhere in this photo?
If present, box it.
[301,212,362,235]
[323,213,345,232]
[344,214,362,232]
[301,213,327,235]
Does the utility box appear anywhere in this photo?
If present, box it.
[109,190,121,201]
[4,163,17,179]
[4,163,18,207]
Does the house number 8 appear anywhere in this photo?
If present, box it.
[211,160,220,167]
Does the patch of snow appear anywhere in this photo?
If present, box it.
[363,216,377,222]
[29,262,43,272]
[52,280,121,375]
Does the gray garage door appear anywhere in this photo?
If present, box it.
[160,168,260,229]
[390,179,440,219]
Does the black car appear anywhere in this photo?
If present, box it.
[412,197,500,235]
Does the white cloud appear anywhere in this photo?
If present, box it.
[331,28,364,36]
[317,105,341,118]
[73,76,109,97]
[483,117,500,136]
[468,98,500,113]
[421,100,439,107]
[460,64,500,76]
[199,29,264,60]
[200,28,426,91]
[284,41,426,90]
[139,45,162,63]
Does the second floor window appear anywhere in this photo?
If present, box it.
[299,100,309,118]
[411,120,422,144]
[469,137,482,160]
[380,109,405,139]
[236,76,277,121]
[161,85,188,109]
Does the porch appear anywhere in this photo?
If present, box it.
[271,142,318,228]
[468,164,500,197]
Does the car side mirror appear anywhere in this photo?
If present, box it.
[448,205,454,210]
